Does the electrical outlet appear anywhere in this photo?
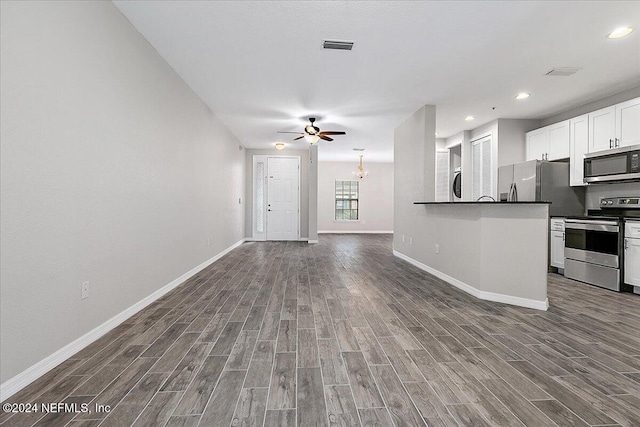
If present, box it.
[409,237,413,245]
[435,244,440,254]
[207,237,211,246]
[402,235,405,243]
[81,282,89,300]
[238,197,242,204]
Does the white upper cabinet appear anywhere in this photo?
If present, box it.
[569,114,589,187]
[526,120,569,161]
[527,96,639,186]
[526,128,547,161]
[589,106,616,152]
[615,97,640,148]
[588,98,640,151]
[548,121,570,160]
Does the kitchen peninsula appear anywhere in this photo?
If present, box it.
[394,201,550,310]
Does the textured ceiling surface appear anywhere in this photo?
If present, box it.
[113,1,640,162]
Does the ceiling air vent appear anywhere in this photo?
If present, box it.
[323,40,354,50]
[353,148,365,152]
[545,67,581,77]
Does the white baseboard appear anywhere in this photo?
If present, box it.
[0,238,246,402]
[307,239,319,244]
[318,230,393,234]
[393,250,549,311]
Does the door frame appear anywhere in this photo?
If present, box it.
[252,155,300,241]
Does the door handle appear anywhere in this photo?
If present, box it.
[267,209,272,212]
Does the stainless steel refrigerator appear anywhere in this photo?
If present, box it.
[498,160,585,216]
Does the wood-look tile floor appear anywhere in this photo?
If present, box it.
[2,234,640,426]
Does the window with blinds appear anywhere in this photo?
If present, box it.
[435,150,450,202]
[471,135,493,201]
[335,180,359,220]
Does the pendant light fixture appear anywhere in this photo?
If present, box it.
[352,154,369,179]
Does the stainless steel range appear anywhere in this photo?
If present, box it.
[565,196,640,292]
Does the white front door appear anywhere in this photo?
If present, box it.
[267,157,299,241]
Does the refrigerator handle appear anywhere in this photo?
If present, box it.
[507,183,513,201]
[513,183,518,202]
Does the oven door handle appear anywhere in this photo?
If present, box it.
[565,222,619,232]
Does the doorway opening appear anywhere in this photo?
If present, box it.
[252,155,300,241]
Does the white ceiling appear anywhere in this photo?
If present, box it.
[113,1,640,162]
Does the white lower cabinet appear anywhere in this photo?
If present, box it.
[550,218,565,270]
[625,221,640,287]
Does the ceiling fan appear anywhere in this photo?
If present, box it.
[278,117,346,143]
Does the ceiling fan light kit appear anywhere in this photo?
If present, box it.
[278,117,346,145]
[304,134,320,144]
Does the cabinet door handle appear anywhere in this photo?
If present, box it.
[615,138,620,147]
[609,139,613,149]
[625,238,629,250]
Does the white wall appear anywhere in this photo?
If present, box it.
[0,1,245,385]
[318,162,394,233]
[497,119,541,166]
[309,145,319,242]
[394,105,436,250]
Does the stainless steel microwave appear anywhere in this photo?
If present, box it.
[584,144,640,183]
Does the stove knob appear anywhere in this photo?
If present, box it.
[601,200,606,205]
[608,200,614,205]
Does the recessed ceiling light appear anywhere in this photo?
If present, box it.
[275,143,285,150]
[516,92,530,100]
[465,116,475,121]
[607,27,633,39]
[435,132,438,136]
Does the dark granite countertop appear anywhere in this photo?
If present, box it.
[413,201,552,205]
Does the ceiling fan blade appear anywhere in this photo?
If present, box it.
[319,131,346,136]
[278,131,304,134]
[319,135,334,141]
[293,136,304,140]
